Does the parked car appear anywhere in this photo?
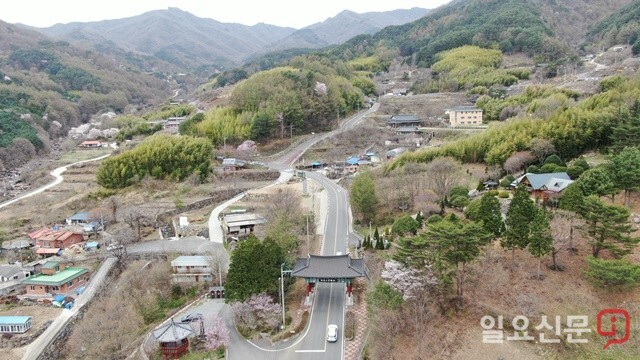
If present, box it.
[107,243,124,251]
[326,324,338,342]
[181,313,203,323]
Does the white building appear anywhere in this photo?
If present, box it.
[170,256,214,284]
[0,316,32,334]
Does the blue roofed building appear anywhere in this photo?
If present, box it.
[65,211,95,225]
[510,172,574,201]
[0,316,32,334]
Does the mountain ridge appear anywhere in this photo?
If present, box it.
[25,7,430,71]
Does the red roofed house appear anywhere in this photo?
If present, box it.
[28,228,84,249]
[80,140,102,148]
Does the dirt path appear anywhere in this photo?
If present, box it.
[0,153,111,210]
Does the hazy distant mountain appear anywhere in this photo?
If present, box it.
[266,8,430,51]
[27,7,430,71]
[31,7,296,71]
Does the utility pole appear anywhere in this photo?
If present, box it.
[280,262,286,329]
[312,188,315,215]
[306,213,310,255]
[337,109,340,128]
[290,124,293,145]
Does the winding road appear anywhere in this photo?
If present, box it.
[2,104,376,360]
[0,153,112,210]
[224,105,376,360]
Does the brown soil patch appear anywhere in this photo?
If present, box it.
[0,305,63,360]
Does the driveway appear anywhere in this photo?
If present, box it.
[21,257,117,360]
[128,236,218,254]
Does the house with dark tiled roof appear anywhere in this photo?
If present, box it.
[395,126,422,135]
[0,265,29,283]
[386,147,407,159]
[222,213,266,237]
[222,158,246,172]
[292,255,366,279]
[387,115,422,128]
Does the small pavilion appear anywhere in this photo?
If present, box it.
[152,318,194,359]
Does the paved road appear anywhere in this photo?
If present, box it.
[0,153,111,210]
[208,193,247,243]
[22,257,117,360]
[225,106,377,360]
[127,236,218,254]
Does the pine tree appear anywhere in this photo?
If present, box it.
[374,228,380,242]
[477,192,504,238]
[502,186,536,268]
[580,196,640,258]
[350,170,379,223]
[528,208,553,280]
[375,235,385,250]
[610,101,640,153]
[393,236,430,268]
[225,235,284,303]
[608,146,640,206]
[415,211,424,229]
[424,218,491,308]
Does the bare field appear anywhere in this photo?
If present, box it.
[0,305,63,360]
[56,148,112,165]
[0,161,105,234]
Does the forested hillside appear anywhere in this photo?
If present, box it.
[182,55,374,146]
[0,20,171,170]
[325,0,631,70]
[387,74,640,170]
[587,0,640,54]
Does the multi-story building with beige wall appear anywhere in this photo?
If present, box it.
[445,106,483,127]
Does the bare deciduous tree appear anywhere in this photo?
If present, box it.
[503,151,536,174]
[426,157,461,208]
[5,138,37,168]
[530,138,557,163]
[64,261,172,359]
[264,188,300,224]
[549,209,580,271]
[208,249,229,286]
[107,195,122,223]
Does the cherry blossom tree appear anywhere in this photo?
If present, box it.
[204,316,230,351]
[232,293,281,331]
[381,260,437,300]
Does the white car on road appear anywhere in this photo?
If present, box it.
[326,324,338,342]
